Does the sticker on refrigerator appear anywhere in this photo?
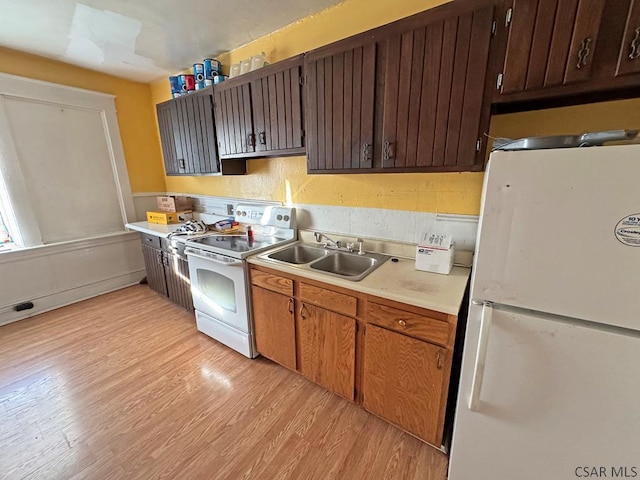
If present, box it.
[614,213,640,246]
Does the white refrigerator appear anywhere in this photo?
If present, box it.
[448,145,640,480]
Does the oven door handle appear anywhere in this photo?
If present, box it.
[185,248,244,266]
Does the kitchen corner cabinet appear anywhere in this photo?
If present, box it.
[156,88,246,176]
[304,0,494,173]
[213,55,305,160]
[492,0,640,108]
[139,234,193,313]
[249,265,459,448]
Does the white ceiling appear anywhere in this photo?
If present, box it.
[0,0,343,83]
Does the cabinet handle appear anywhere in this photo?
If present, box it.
[299,303,307,320]
[576,37,592,69]
[382,141,394,161]
[436,351,443,370]
[258,132,267,145]
[362,143,371,162]
[288,298,294,315]
[630,27,640,60]
[179,159,186,169]
[398,319,406,327]
[156,252,163,265]
[247,133,256,147]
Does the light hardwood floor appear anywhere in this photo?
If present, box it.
[0,285,448,479]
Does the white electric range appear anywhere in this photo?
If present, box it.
[184,205,296,358]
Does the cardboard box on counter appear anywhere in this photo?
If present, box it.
[146,210,193,225]
[156,195,192,212]
[416,233,455,275]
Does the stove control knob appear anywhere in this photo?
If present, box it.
[277,214,283,221]
[284,215,290,221]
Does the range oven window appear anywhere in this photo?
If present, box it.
[196,269,237,313]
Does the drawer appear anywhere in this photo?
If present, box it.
[251,269,293,296]
[299,283,357,317]
[141,233,162,249]
[366,302,451,347]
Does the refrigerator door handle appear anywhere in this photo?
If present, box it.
[469,301,494,412]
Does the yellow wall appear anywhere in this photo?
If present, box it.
[150,0,640,216]
[0,47,166,193]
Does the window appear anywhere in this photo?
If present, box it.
[0,73,135,250]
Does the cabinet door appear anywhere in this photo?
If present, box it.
[213,82,255,157]
[156,92,220,175]
[363,324,447,446]
[297,302,356,400]
[251,58,305,155]
[380,4,493,170]
[251,286,296,370]
[616,0,640,76]
[156,101,180,175]
[305,42,376,171]
[164,253,194,312]
[176,92,221,174]
[500,0,606,94]
[141,243,168,297]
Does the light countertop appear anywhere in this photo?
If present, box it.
[248,244,470,316]
[126,221,185,237]
[128,222,471,315]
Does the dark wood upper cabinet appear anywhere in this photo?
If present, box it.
[493,0,640,109]
[251,59,305,154]
[304,0,495,173]
[214,81,254,157]
[305,43,377,171]
[616,0,640,76]
[156,88,245,176]
[499,0,606,94]
[379,6,493,170]
[213,55,305,160]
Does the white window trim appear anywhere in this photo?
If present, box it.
[0,72,136,247]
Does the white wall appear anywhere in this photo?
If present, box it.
[0,232,144,326]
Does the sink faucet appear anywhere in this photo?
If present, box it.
[314,232,342,249]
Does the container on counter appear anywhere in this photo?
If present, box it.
[179,74,195,93]
[204,58,221,79]
[213,74,226,84]
[229,63,241,78]
[193,63,205,83]
[250,52,269,71]
[169,76,182,98]
[240,58,252,75]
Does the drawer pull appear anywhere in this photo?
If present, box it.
[300,303,308,320]
[630,27,640,60]
[576,37,592,69]
[398,320,406,327]
[288,297,294,315]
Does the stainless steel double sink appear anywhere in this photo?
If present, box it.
[259,243,390,281]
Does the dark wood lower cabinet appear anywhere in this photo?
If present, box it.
[140,235,193,313]
[164,253,194,313]
[141,243,168,297]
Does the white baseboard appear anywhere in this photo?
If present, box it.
[0,270,145,327]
